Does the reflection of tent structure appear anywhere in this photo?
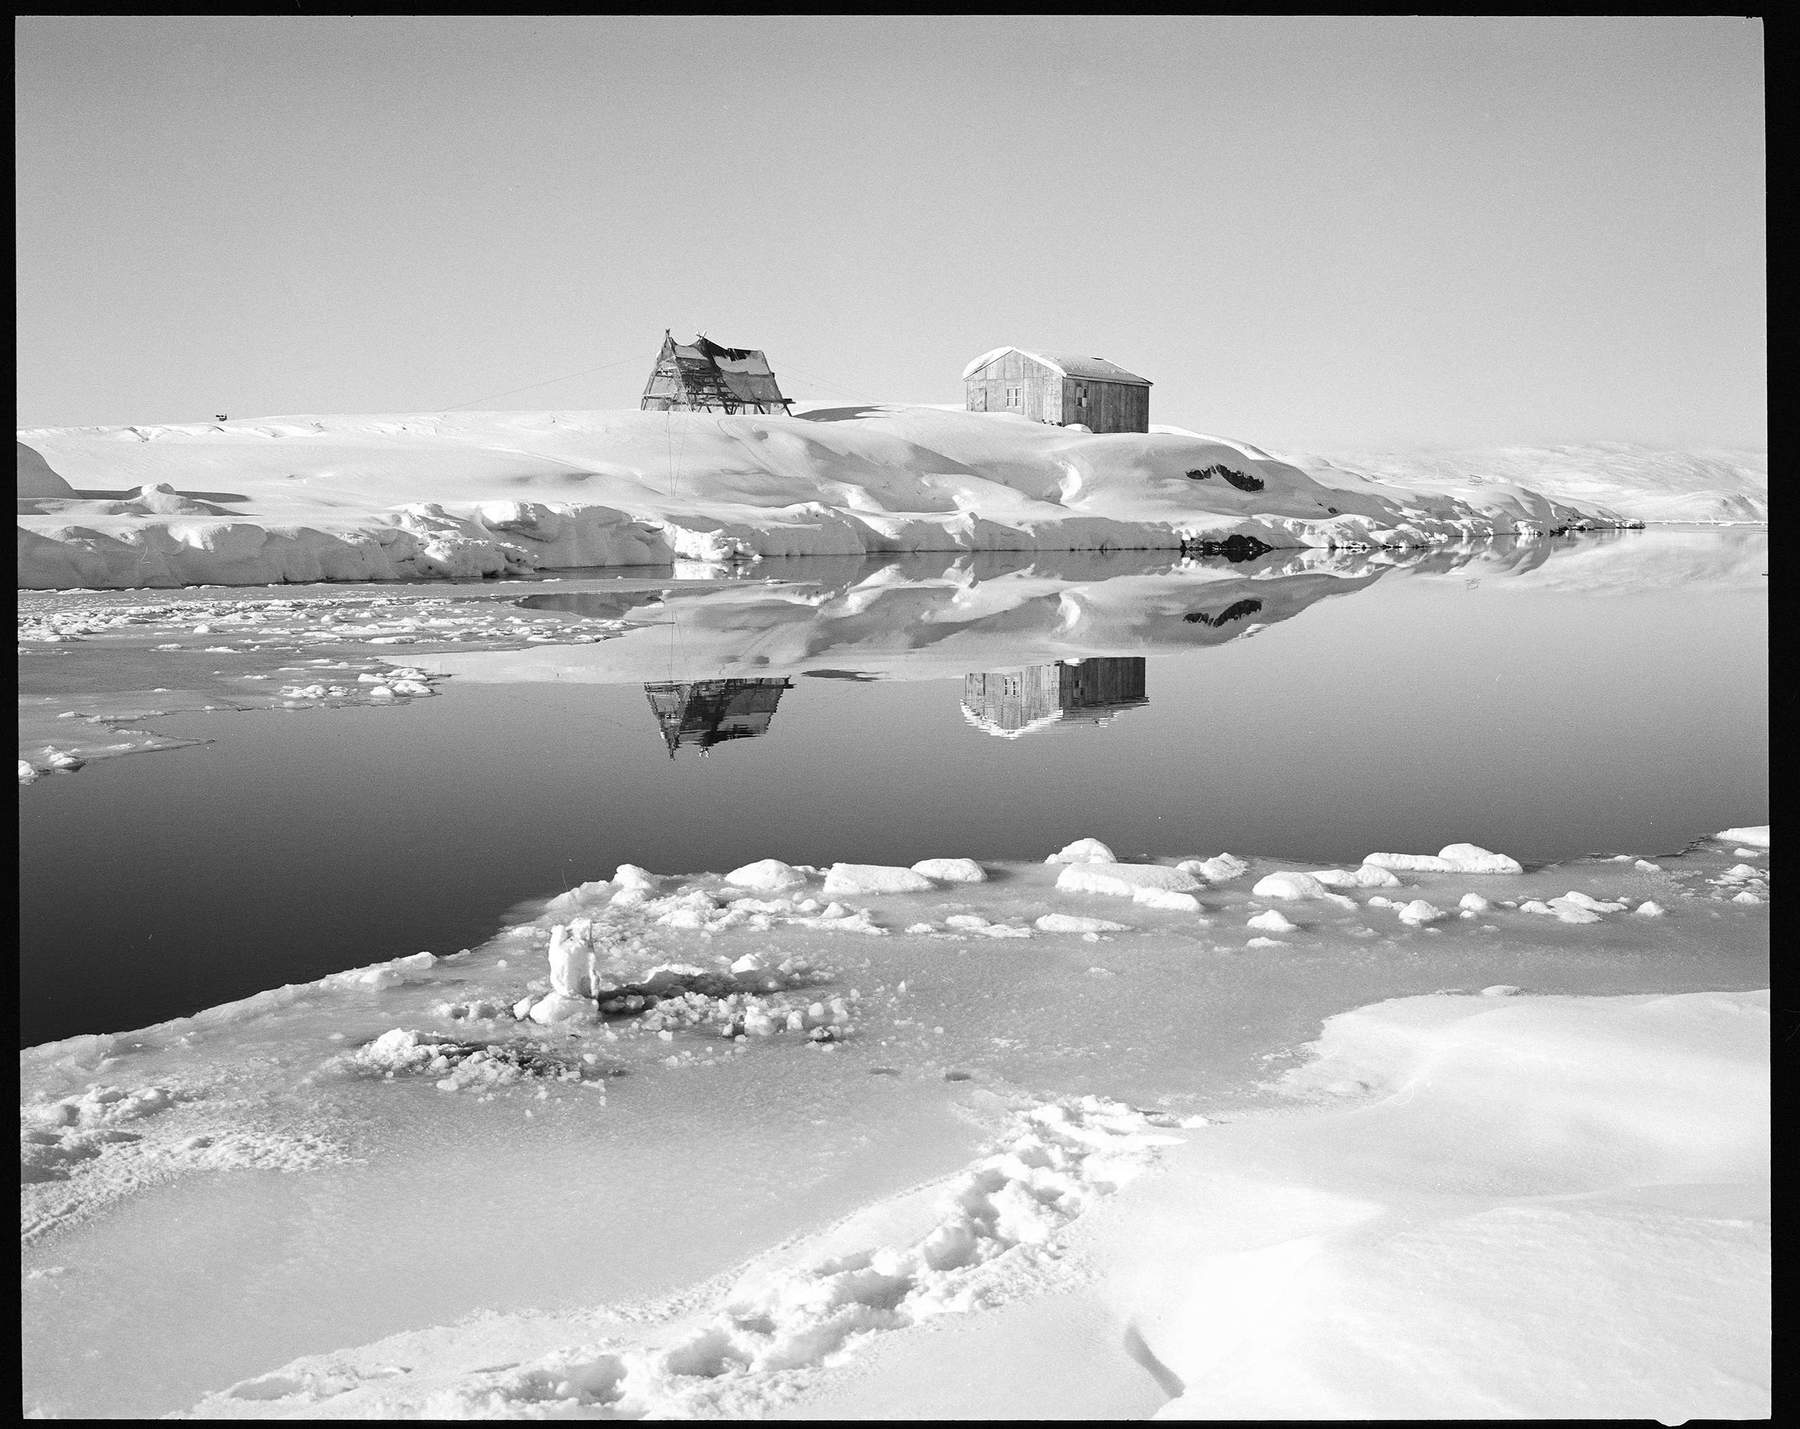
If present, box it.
[960,657,1147,739]
[639,331,794,415]
[644,678,793,757]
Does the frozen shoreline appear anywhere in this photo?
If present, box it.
[21,826,1769,1419]
[17,407,1660,590]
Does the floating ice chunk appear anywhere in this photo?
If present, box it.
[910,857,987,884]
[1035,913,1130,934]
[1134,888,1203,912]
[1519,897,1602,924]
[1433,842,1524,874]
[1557,890,1628,913]
[1246,908,1297,933]
[1251,871,1329,900]
[1458,893,1492,912]
[1479,984,1523,996]
[1732,890,1764,905]
[1714,825,1769,848]
[1395,899,1448,927]
[822,863,934,896]
[1634,859,1664,872]
[1055,862,1202,900]
[1734,848,1763,858]
[725,858,808,892]
[1307,866,1399,889]
[1046,837,1117,865]
[19,760,40,783]
[1635,901,1667,917]
[1245,936,1284,948]
[1363,843,1523,874]
[1177,853,1249,883]
[944,914,990,930]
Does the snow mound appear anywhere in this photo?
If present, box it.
[822,863,935,897]
[17,441,74,497]
[16,405,1638,590]
[1034,913,1131,934]
[1054,861,1204,902]
[725,858,809,892]
[1286,443,1767,526]
[1046,837,1117,865]
[1714,825,1769,848]
[911,858,987,884]
[1364,843,1523,874]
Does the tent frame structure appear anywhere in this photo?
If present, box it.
[639,331,794,416]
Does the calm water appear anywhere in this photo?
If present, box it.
[19,529,1767,1045]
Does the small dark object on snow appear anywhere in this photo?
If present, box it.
[1186,463,1264,492]
[1184,598,1264,627]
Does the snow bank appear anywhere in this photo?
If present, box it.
[21,827,1768,1420]
[1097,989,1769,1420]
[17,406,1638,589]
[1364,842,1524,874]
[1286,442,1768,526]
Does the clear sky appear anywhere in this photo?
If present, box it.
[15,15,1764,449]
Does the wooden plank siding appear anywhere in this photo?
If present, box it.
[965,350,1147,433]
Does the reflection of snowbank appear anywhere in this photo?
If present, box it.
[20,830,1768,1420]
[17,406,1631,589]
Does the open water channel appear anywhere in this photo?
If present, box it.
[19,527,1767,1047]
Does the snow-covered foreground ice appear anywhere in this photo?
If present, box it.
[17,406,1640,589]
[20,829,1767,1420]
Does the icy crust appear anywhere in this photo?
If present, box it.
[16,406,1637,590]
[1092,988,1770,1422]
[188,1094,1194,1419]
[21,830,1768,1418]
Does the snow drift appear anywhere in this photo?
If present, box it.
[16,406,1633,590]
[1285,442,1768,526]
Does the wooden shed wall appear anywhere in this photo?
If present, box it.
[1062,378,1149,434]
[965,351,1060,423]
[964,352,1148,433]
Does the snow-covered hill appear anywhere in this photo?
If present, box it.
[16,406,1631,590]
[1281,443,1767,526]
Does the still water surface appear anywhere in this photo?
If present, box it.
[20,529,1766,1045]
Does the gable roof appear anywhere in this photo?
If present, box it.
[645,333,792,410]
[961,347,1152,386]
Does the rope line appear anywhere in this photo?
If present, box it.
[443,352,646,411]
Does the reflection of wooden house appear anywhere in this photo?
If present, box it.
[960,657,1147,739]
[962,347,1152,432]
[644,678,792,757]
[640,332,794,415]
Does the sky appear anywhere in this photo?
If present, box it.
[15,15,1764,449]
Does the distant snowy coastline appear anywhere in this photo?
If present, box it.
[12,405,1697,590]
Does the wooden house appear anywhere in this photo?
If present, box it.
[640,332,794,416]
[962,347,1152,433]
[960,658,1147,739]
